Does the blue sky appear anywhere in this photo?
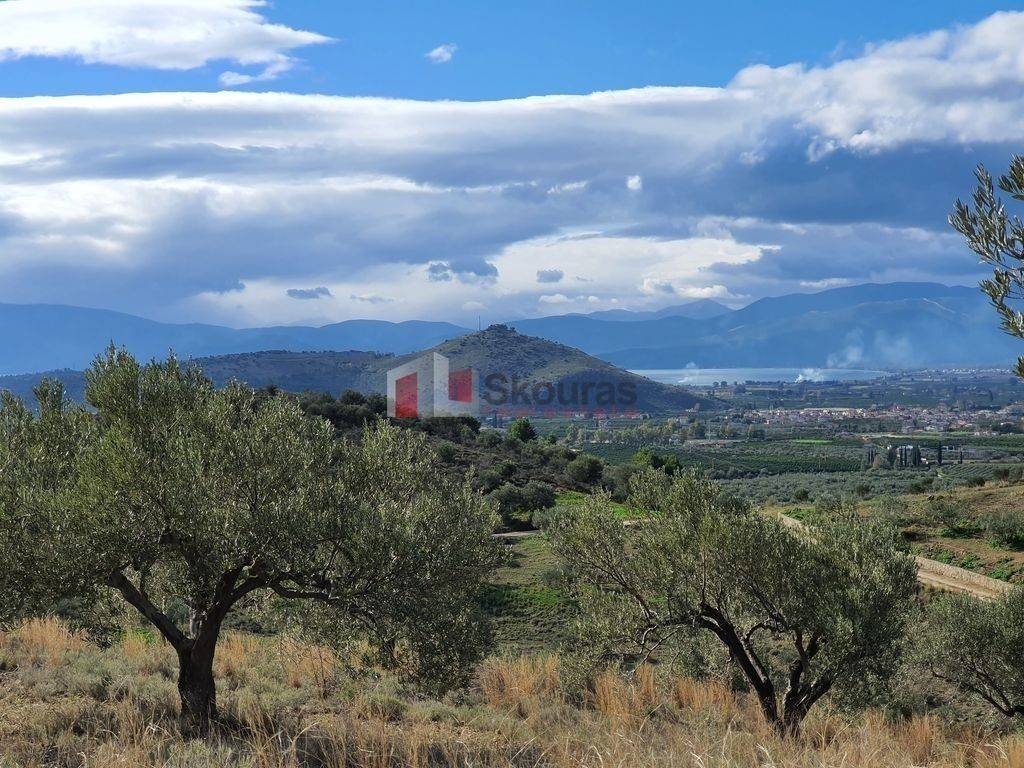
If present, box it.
[2,1,1017,99]
[1,1,1023,326]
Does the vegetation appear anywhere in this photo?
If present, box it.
[5,345,1024,761]
[549,471,917,734]
[951,155,1024,377]
[5,619,1024,767]
[0,350,501,733]
[921,589,1024,719]
[508,417,538,442]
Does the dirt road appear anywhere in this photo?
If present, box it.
[496,515,1016,601]
[777,514,1014,600]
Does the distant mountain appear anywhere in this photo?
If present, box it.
[0,303,469,376]
[581,298,732,322]
[604,294,1019,369]
[0,327,719,415]
[0,283,1014,377]
[511,282,1017,369]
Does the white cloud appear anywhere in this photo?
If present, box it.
[538,293,570,305]
[730,10,1024,152]
[0,12,1021,322]
[0,0,331,84]
[425,43,457,64]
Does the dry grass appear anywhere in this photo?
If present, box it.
[8,616,86,666]
[0,619,1023,767]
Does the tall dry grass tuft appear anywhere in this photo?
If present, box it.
[6,616,85,666]
[215,632,262,684]
[897,713,944,765]
[672,675,739,723]
[477,654,561,712]
[586,664,661,729]
[977,737,1024,768]
[275,636,340,695]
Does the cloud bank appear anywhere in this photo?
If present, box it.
[0,0,331,85]
[1,11,1023,324]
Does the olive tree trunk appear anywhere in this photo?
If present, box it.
[176,626,221,736]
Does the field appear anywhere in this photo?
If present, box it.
[481,535,573,653]
[587,438,863,475]
[3,617,1024,767]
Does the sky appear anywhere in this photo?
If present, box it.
[1,0,1023,327]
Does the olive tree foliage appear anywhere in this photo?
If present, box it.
[0,349,502,733]
[549,470,917,735]
[950,156,1024,377]
[918,589,1024,719]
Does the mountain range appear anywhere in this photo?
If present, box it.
[512,283,1019,369]
[0,326,717,415]
[0,283,1017,378]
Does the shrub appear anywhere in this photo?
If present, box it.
[509,418,538,442]
[919,588,1024,719]
[927,496,977,536]
[488,484,526,519]
[476,469,503,494]
[566,455,604,484]
[520,481,556,512]
[476,430,503,448]
[983,509,1024,549]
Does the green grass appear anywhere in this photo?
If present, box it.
[481,535,573,652]
[554,489,637,518]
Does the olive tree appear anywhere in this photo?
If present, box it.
[950,156,1024,376]
[0,349,502,734]
[549,471,917,735]
[918,589,1024,719]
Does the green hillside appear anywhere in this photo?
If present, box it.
[0,327,717,415]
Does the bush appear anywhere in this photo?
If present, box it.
[508,418,538,442]
[435,440,457,462]
[488,484,525,518]
[521,481,556,512]
[603,463,640,501]
[565,455,604,484]
[476,470,503,494]
[476,430,503,449]
[488,481,556,528]
[983,509,1024,549]
[531,505,567,530]
[928,496,977,536]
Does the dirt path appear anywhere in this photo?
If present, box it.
[914,556,1013,599]
[776,514,1013,600]
[497,515,1015,601]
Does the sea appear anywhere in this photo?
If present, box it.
[633,368,888,386]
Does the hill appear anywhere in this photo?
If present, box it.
[412,324,716,414]
[0,303,468,375]
[0,328,718,415]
